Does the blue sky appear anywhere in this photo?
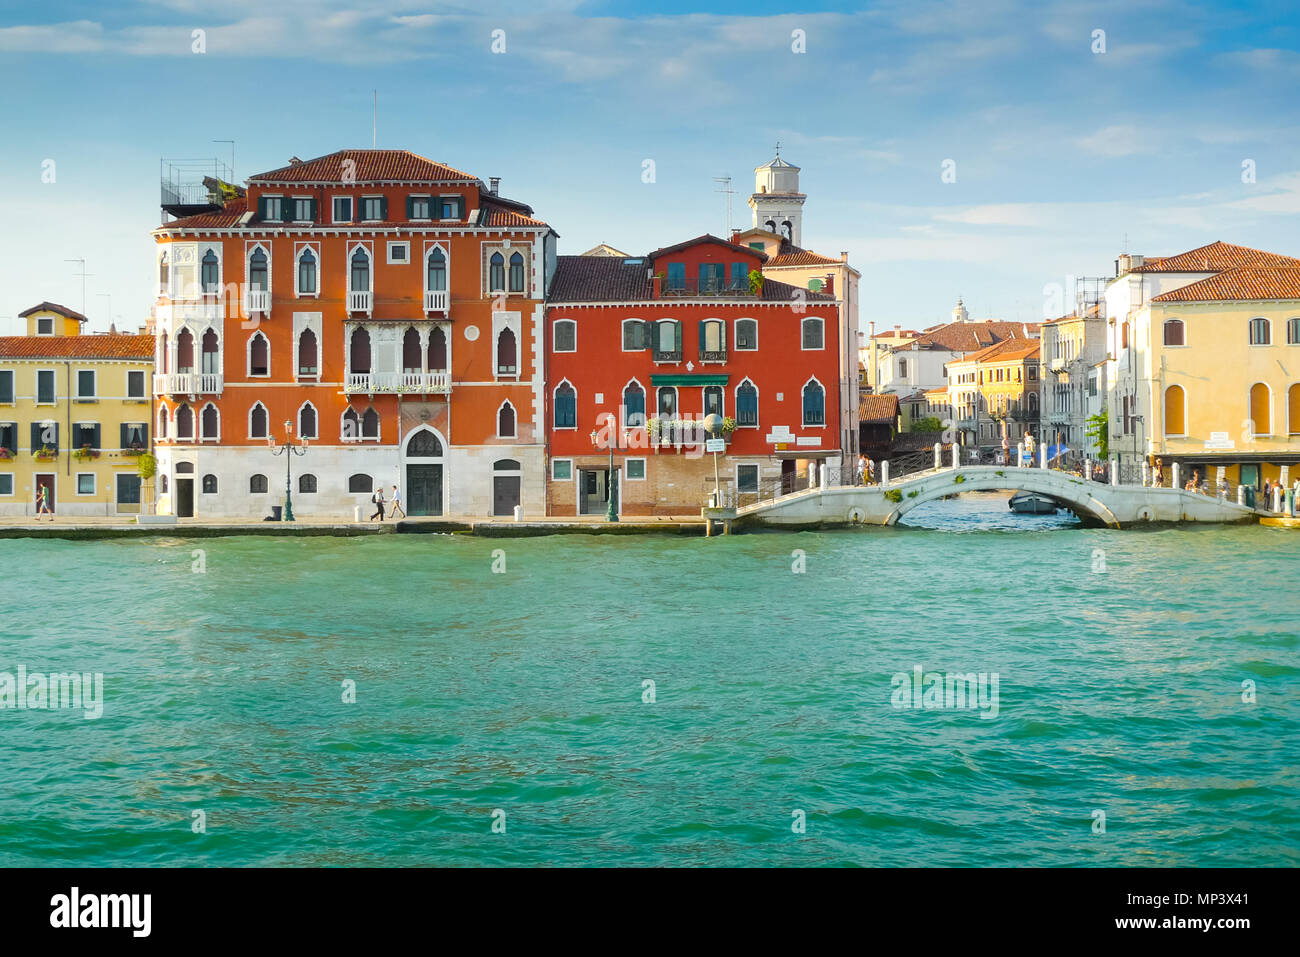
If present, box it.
[2,0,1300,335]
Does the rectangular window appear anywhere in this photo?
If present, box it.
[387,242,409,264]
[439,197,462,220]
[666,262,685,291]
[1028,367,1038,381]
[77,370,95,399]
[127,370,146,399]
[698,262,725,293]
[0,371,12,403]
[332,197,353,223]
[625,458,646,480]
[0,422,15,454]
[623,321,647,351]
[362,197,384,221]
[77,473,95,495]
[73,422,100,449]
[737,464,759,493]
[409,196,432,220]
[263,197,284,222]
[554,321,576,352]
[0,474,11,496]
[293,198,314,221]
[730,262,748,291]
[552,459,572,481]
[37,317,53,335]
[37,370,55,404]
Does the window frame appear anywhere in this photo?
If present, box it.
[1162,318,1186,347]
[360,195,384,223]
[625,458,647,481]
[735,379,759,428]
[801,317,825,351]
[553,319,577,353]
[331,195,354,224]
[126,370,146,400]
[735,463,760,494]
[75,369,96,401]
[553,381,577,430]
[295,244,319,298]
[622,318,648,352]
[735,318,758,351]
[76,472,96,496]
[1248,316,1272,346]
[36,368,57,405]
[801,378,827,428]
[551,458,573,481]
[387,241,410,265]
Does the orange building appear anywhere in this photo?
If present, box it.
[151,150,555,518]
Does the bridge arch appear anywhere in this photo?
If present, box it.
[883,467,1121,528]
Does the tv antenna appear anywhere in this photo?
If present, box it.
[712,176,735,236]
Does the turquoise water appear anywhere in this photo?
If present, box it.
[1,494,1297,867]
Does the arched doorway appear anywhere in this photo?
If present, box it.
[493,458,522,517]
[403,426,445,516]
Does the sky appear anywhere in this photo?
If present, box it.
[2,0,1300,336]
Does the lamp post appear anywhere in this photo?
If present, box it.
[703,412,724,505]
[589,416,619,522]
[269,418,308,521]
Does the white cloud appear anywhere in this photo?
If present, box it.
[1075,124,1150,157]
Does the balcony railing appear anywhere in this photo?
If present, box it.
[652,349,682,363]
[424,289,448,313]
[348,290,372,314]
[345,371,451,394]
[700,349,728,363]
[660,278,752,298]
[152,372,224,396]
[245,288,270,316]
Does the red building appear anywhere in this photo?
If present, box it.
[151,149,554,518]
[545,235,841,515]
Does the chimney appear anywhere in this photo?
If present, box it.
[823,273,834,296]
[840,251,848,262]
[288,156,302,166]
[489,177,500,194]
[731,229,741,244]
[652,273,662,298]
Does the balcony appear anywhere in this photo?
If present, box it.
[245,288,270,317]
[652,349,682,363]
[345,371,450,395]
[660,278,753,298]
[348,290,373,315]
[1049,357,1067,373]
[424,289,449,314]
[700,349,728,363]
[153,372,224,397]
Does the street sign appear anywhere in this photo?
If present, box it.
[705,438,726,454]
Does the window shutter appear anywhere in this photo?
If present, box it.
[307,198,317,222]
[675,321,683,351]
[698,320,706,353]
[92,424,101,449]
[642,320,652,349]
[698,263,709,291]
[380,197,388,221]
[720,322,727,351]
[406,196,415,220]
[141,423,149,447]
[30,423,40,452]
[257,197,267,220]
[120,424,129,449]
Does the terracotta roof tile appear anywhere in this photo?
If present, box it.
[249,149,477,184]
[0,334,154,359]
[17,301,88,323]
[1150,265,1300,302]
[647,234,767,263]
[157,197,249,231]
[1132,241,1300,273]
[548,254,835,303]
[479,203,548,228]
[901,320,1036,353]
[858,393,900,423]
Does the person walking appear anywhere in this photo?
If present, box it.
[36,484,53,521]
[866,457,876,485]
[1154,457,1165,488]
[856,455,867,485]
[388,484,406,519]
[370,486,385,522]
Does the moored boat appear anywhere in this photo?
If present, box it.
[1008,491,1059,514]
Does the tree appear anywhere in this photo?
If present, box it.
[909,415,943,433]
[1086,408,1109,459]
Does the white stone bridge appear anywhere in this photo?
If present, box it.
[728,464,1259,530]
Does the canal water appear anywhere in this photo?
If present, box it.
[1,494,1296,866]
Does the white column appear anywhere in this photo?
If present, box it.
[933,443,941,470]
[1141,461,1150,486]
[1111,458,1121,487]
[1238,485,1247,507]
[1172,463,1181,490]
[1016,442,1024,467]
[1084,457,1091,481]
[1274,485,1283,512]
[1039,443,1048,469]
[881,460,890,486]
[951,444,959,469]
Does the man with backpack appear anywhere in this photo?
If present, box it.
[370,486,385,521]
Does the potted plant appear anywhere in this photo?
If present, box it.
[748,269,764,296]
[0,447,14,461]
[73,444,100,462]
[33,444,57,462]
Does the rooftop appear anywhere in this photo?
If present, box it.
[248,149,478,185]
[1130,241,1300,274]
[0,334,154,360]
[18,301,89,323]
[1150,265,1300,303]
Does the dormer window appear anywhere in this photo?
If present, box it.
[409,195,432,220]
[292,197,315,222]
[36,316,53,335]
[361,196,385,222]
[262,196,285,222]
[439,197,462,220]
[332,196,353,224]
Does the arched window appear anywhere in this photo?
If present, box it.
[498,401,516,438]
[700,319,726,359]
[342,407,360,442]
[175,404,194,440]
[248,248,268,290]
[427,248,447,291]
[160,474,169,494]
[1163,319,1185,346]
[250,474,268,493]
[350,247,371,292]
[802,317,824,350]
[494,458,521,470]
[489,252,505,291]
[764,219,776,232]
[1288,317,1300,345]
[298,473,317,494]
[176,328,194,373]
[297,248,317,295]
[736,380,758,426]
[736,318,758,351]
[361,407,379,439]
[407,429,443,456]
[508,251,525,292]
[1028,392,1039,413]
[553,319,576,353]
[201,474,218,494]
[402,327,422,373]
[703,385,724,418]
[159,331,169,374]
[201,249,219,293]
[200,403,219,440]
[1164,385,1186,436]
[1290,384,1300,435]
[801,380,825,426]
[428,327,447,371]
[622,318,648,351]
[298,403,317,440]
[249,332,269,376]
[158,405,169,440]
[298,328,318,376]
[249,402,268,439]
[496,327,517,376]
[201,329,219,375]
[780,220,792,240]
[349,327,371,373]
[158,249,169,292]
[1249,383,1271,434]
[1249,317,1271,345]
[554,382,576,428]
[657,386,676,417]
[348,473,373,493]
[623,381,646,427]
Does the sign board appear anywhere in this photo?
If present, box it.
[705,438,726,454]
[1205,431,1234,450]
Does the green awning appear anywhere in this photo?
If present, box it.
[650,374,729,386]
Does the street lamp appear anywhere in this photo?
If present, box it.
[589,416,619,522]
[269,418,308,521]
[703,412,724,505]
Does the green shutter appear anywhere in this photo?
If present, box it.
[674,321,683,351]
[308,198,317,222]
[30,423,40,453]
[698,320,706,353]
[120,424,129,449]
[91,423,101,450]
[257,197,267,220]
[406,196,415,220]
[380,197,388,221]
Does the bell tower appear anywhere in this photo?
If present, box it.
[748,144,806,246]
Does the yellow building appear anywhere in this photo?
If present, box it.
[946,338,1041,455]
[0,303,154,517]
[1106,243,1300,488]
